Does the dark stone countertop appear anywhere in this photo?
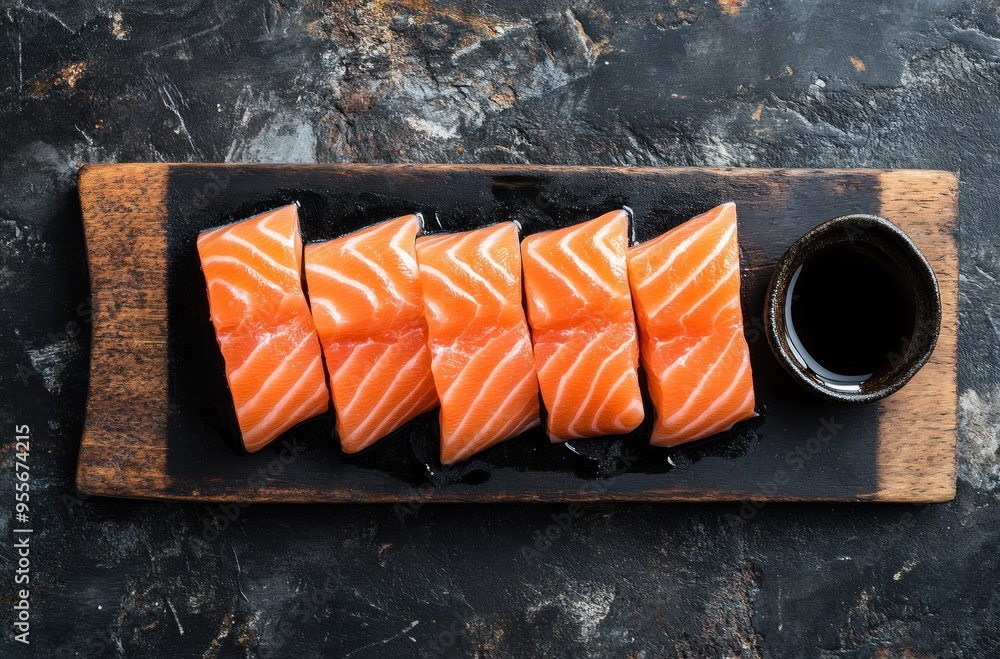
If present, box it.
[1,1,998,656]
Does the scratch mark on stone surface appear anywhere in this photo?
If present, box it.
[751,100,765,120]
[145,22,228,55]
[75,124,94,146]
[7,9,23,88]
[159,82,199,156]
[341,620,419,658]
[17,3,73,33]
[167,599,185,635]
[230,542,249,603]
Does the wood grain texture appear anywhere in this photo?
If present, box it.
[75,164,959,503]
[77,163,171,497]
[874,170,959,502]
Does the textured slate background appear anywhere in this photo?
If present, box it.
[1,0,999,656]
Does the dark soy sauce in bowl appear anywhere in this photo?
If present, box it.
[785,244,916,391]
[765,214,941,405]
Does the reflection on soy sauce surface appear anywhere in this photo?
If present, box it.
[785,243,917,392]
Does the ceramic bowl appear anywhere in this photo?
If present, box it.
[764,214,941,404]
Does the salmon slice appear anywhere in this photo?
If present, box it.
[627,202,755,446]
[415,222,541,464]
[303,215,438,453]
[521,210,644,441]
[197,205,330,452]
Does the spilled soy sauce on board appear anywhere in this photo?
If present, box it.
[785,243,917,391]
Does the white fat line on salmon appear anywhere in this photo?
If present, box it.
[444,232,509,305]
[564,334,632,435]
[330,344,374,393]
[590,366,638,434]
[549,340,600,418]
[636,213,723,290]
[417,265,479,307]
[661,330,741,427]
[656,334,713,378]
[421,296,448,325]
[201,255,288,294]
[591,218,627,280]
[341,347,425,418]
[307,262,379,308]
[308,296,343,323]
[445,336,531,440]
[647,223,737,318]
[346,370,436,446]
[237,332,318,419]
[343,231,406,302]
[677,261,740,326]
[453,369,538,459]
[418,232,461,251]
[256,213,295,249]
[242,354,327,445]
[684,387,755,441]
[208,278,253,309]
[286,382,332,427]
[613,399,644,431]
[708,301,741,330]
[388,219,419,273]
[217,230,296,279]
[556,226,618,296]
[478,226,518,285]
[526,237,585,301]
[669,347,751,439]
[227,330,288,383]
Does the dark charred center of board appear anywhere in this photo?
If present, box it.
[162,165,883,500]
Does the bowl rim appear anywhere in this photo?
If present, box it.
[763,213,942,404]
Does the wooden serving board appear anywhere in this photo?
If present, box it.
[76,164,958,503]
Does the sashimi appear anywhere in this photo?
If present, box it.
[627,202,755,446]
[303,215,438,453]
[415,222,541,464]
[521,210,644,441]
[197,205,330,452]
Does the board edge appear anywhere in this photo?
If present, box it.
[76,163,173,497]
[874,169,959,503]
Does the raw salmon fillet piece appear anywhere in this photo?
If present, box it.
[415,222,541,464]
[627,202,755,446]
[304,215,438,454]
[521,210,644,441]
[197,205,330,452]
